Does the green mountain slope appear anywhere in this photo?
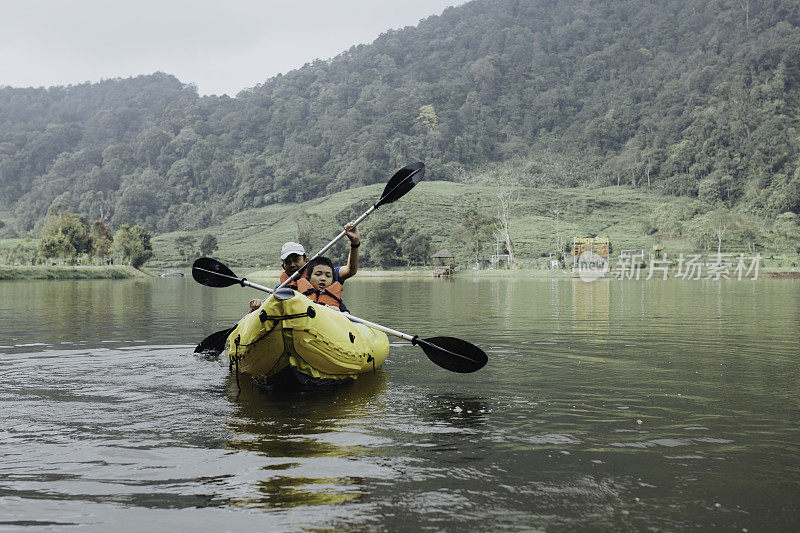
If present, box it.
[1,0,798,237]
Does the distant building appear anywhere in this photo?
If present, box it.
[432,249,455,277]
[490,254,511,267]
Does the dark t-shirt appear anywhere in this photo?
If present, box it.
[333,266,344,284]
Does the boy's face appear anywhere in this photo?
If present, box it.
[308,264,334,290]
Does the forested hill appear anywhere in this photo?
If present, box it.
[1,0,799,236]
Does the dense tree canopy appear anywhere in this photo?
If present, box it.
[113,224,153,267]
[1,0,798,237]
[38,211,92,262]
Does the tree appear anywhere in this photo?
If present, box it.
[365,218,403,268]
[113,224,153,267]
[686,209,735,253]
[9,238,36,265]
[175,235,197,262]
[552,199,565,263]
[450,204,498,267]
[651,203,684,238]
[112,183,163,229]
[685,214,714,251]
[38,211,92,263]
[738,221,760,254]
[417,105,439,132]
[738,0,750,32]
[495,190,517,265]
[400,226,432,266]
[708,209,735,255]
[775,212,800,239]
[89,221,113,263]
[294,211,326,252]
[698,172,734,205]
[200,234,219,256]
[638,219,658,238]
[39,230,74,262]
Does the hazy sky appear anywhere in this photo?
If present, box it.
[0,0,468,96]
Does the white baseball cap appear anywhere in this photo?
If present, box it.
[280,242,306,260]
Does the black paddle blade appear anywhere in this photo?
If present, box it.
[192,257,241,288]
[375,162,425,207]
[194,325,235,356]
[414,336,488,373]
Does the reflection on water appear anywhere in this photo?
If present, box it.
[0,277,799,530]
[224,373,389,509]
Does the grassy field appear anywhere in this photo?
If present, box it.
[3,180,797,274]
[148,181,703,270]
[0,265,149,280]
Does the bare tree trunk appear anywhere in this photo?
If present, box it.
[738,0,750,32]
[716,223,727,255]
[553,200,563,265]
[497,192,516,265]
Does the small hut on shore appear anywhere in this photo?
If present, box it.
[432,249,455,277]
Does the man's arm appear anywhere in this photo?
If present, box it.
[337,221,360,282]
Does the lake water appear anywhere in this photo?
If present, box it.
[1,276,798,531]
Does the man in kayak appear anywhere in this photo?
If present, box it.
[249,221,360,312]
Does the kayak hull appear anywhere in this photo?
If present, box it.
[252,365,354,391]
[225,290,389,387]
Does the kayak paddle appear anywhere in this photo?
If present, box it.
[191,257,275,357]
[194,325,235,356]
[340,313,487,373]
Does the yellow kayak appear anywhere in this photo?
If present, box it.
[225,288,389,389]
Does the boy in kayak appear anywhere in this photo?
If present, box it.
[296,256,348,311]
[249,221,360,312]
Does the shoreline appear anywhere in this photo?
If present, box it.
[246,268,799,280]
[0,265,150,280]
[2,265,795,281]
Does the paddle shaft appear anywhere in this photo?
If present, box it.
[342,312,415,342]
[277,204,375,290]
[194,266,274,293]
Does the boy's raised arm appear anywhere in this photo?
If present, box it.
[337,221,360,282]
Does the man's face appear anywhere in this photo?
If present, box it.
[282,254,308,275]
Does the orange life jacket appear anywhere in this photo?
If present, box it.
[279,271,300,289]
[296,278,347,311]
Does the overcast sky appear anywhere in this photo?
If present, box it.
[0,0,468,96]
